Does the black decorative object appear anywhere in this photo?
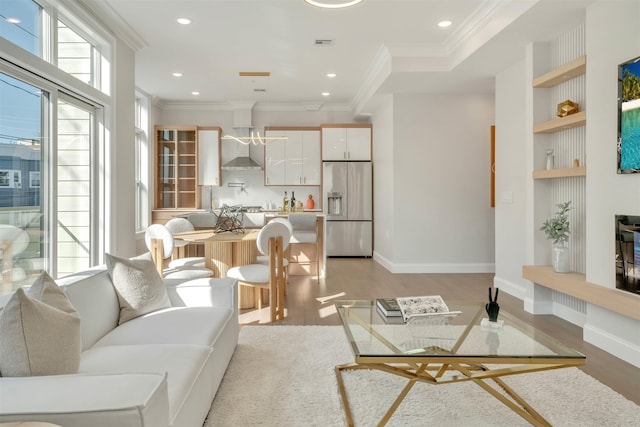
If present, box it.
[485,287,500,322]
[214,205,245,233]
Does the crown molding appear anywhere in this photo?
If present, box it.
[352,45,393,116]
[75,0,148,51]
[442,0,515,56]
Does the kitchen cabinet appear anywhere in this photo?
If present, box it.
[264,131,287,186]
[295,130,320,185]
[321,125,371,161]
[264,128,321,186]
[155,125,199,209]
[197,127,221,186]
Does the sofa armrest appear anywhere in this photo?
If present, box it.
[165,277,237,311]
[0,373,169,427]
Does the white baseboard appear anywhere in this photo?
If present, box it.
[372,251,393,272]
[584,323,640,368]
[552,304,586,328]
[379,262,495,274]
[493,276,526,299]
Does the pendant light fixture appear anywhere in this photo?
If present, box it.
[221,132,287,146]
[304,0,364,9]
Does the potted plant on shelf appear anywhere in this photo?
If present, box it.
[540,201,571,273]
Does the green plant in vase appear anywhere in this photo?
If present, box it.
[540,201,571,273]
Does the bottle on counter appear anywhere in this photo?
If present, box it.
[283,191,289,212]
[290,191,296,211]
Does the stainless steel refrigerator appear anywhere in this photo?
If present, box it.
[323,161,372,256]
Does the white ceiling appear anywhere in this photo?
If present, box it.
[79,0,593,115]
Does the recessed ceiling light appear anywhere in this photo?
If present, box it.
[173,72,183,77]
[6,17,21,24]
[177,18,191,25]
[192,91,200,95]
[322,92,330,97]
[305,0,364,9]
[438,20,452,28]
[327,73,337,78]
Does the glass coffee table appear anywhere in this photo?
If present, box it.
[335,300,586,427]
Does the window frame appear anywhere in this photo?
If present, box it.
[134,91,150,233]
[0,0,114,284]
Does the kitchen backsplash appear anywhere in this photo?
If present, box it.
[203,168,321,211]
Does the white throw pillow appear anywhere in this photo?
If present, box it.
[105,253,171,325]
[0,272,82,377]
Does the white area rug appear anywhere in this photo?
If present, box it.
[204,326,639,427]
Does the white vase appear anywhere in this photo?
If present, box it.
[552,242,570,273]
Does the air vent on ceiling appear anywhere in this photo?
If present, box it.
[314,39,334,47]
[253,88,267,92]
[239,71,270,77]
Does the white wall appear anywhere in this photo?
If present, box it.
[386,93,495,273]
[371,95,394,266]
[109,39,137,257]
[493,59,528,297]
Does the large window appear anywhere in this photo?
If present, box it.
[0,72,44,295]
[1,0,107,93]
[0,0,41,56]
[0,0,110,294]
[57,20,94,86]
[56,95,95,276]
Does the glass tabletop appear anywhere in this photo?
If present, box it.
[335,300,585,361]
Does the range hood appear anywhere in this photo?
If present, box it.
[221,102,263,171]
[221,154,262,171]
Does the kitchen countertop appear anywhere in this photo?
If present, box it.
[264,211,324,216]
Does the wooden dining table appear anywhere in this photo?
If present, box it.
[174,228,261,309]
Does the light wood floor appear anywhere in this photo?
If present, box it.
[239,258,640,405]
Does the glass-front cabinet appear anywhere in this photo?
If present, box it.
[155,126,198,209]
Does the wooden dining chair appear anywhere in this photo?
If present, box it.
[256,218,292,284]
[144,224,213,279]
[164,217,208,267]
[225,223,287,322]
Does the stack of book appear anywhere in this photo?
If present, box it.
[376,295,459,323]
[376,298,401,317]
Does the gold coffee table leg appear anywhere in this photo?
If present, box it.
[335,364,356,427]
[456,364,551,427]
[337,362,555,427]
[336,363,419,427]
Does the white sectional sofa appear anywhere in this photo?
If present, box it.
[0,265,238,427]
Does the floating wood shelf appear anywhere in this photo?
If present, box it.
[533,111,586,133]
[522,265,640,320]
[532,56,586,88]
[533,166,586,179]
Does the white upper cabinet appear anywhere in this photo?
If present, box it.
[300,130,321,185]
[346,127,371,160]
[265,129,321,186]
[265,131,287,186]
[197,127,221,186]
[322,126,371,160]
[285,130,304,184]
